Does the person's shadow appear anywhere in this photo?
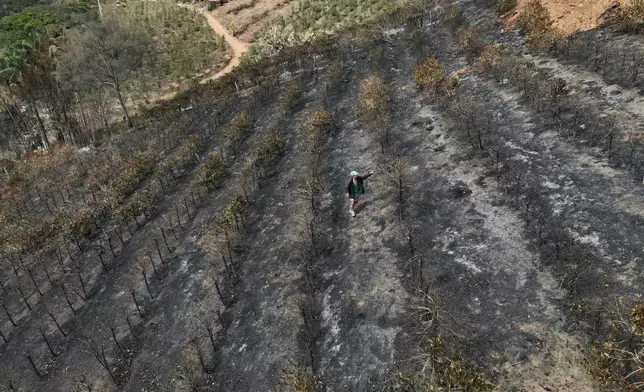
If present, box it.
[355,200,370,215]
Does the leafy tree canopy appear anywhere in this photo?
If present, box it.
[0,0,50,19]
[0,1,93,84]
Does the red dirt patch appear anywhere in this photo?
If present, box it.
[511,0,632,34]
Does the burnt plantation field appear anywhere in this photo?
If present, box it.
[1,0,644,390]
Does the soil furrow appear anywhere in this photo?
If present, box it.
[405,97,599,390]
[371,27,599,387]
[117,85,294,391]
[523,53,644,138]
[207,115,310,391]
[464,74,644,290]
[314,64,411,391]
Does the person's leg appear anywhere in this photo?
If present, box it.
[350,199,358,216]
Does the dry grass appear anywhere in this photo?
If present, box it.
[104,0,230,100]
[210,0,296,42]
[498,0,517,14]
[357,74,388,121]
[413,58,447,96]
[587,298,644,389]
[257,0,414,52]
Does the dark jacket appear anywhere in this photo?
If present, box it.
[346,173,372,198]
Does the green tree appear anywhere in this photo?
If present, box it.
[1,42,53,150]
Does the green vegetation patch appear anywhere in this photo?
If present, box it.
[0,1,92,83]
[106,0,229,83]
[0,2,91,50]
[0,0,51,19]
[260,0,413,52]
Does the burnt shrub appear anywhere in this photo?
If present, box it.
[384,155,412,221]
[357,74,388,122]
[608,0,644,33]
[475,45,507,82]
[498,0,517,14]
[241,129,287,197]
[516,0,550,33]
[413,58,447,98]
[456,27,486,58]
[110,151,155,200]
[301,108,333,158]
[357,75,394,152]
[443,4,465,28]
[195,153,230,192]
[278,83,302,113]
[446,96,495,151]
[222,112,250,156]
[516,0,563,52]
[449,181,472,199]
[250,130,286,168]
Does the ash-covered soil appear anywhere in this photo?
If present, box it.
[1,1,643,391]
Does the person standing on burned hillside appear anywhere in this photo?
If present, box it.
[347,170,374,217]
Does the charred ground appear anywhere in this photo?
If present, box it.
[1,0,644,391]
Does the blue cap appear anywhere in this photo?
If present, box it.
[350,170,358,176]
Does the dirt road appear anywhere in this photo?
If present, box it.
[177,3,249,80]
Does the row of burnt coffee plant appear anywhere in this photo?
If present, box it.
[0,99,237,389]
[0,120,216,332]
[0,18,378,389]
[3,154,210,389]
[321,10,498,388]
[513,0,644,104]
[477,43,643,178]
[416,38,642,387]
[4,87,270,387]
[180,81,293,389]
[0,105,217,265]
[438,5,644,386]
[293,102,334,389]
[102,104,262,388]
[66,158,221,389]
[439,0,644,182]
[360,45,494,388]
